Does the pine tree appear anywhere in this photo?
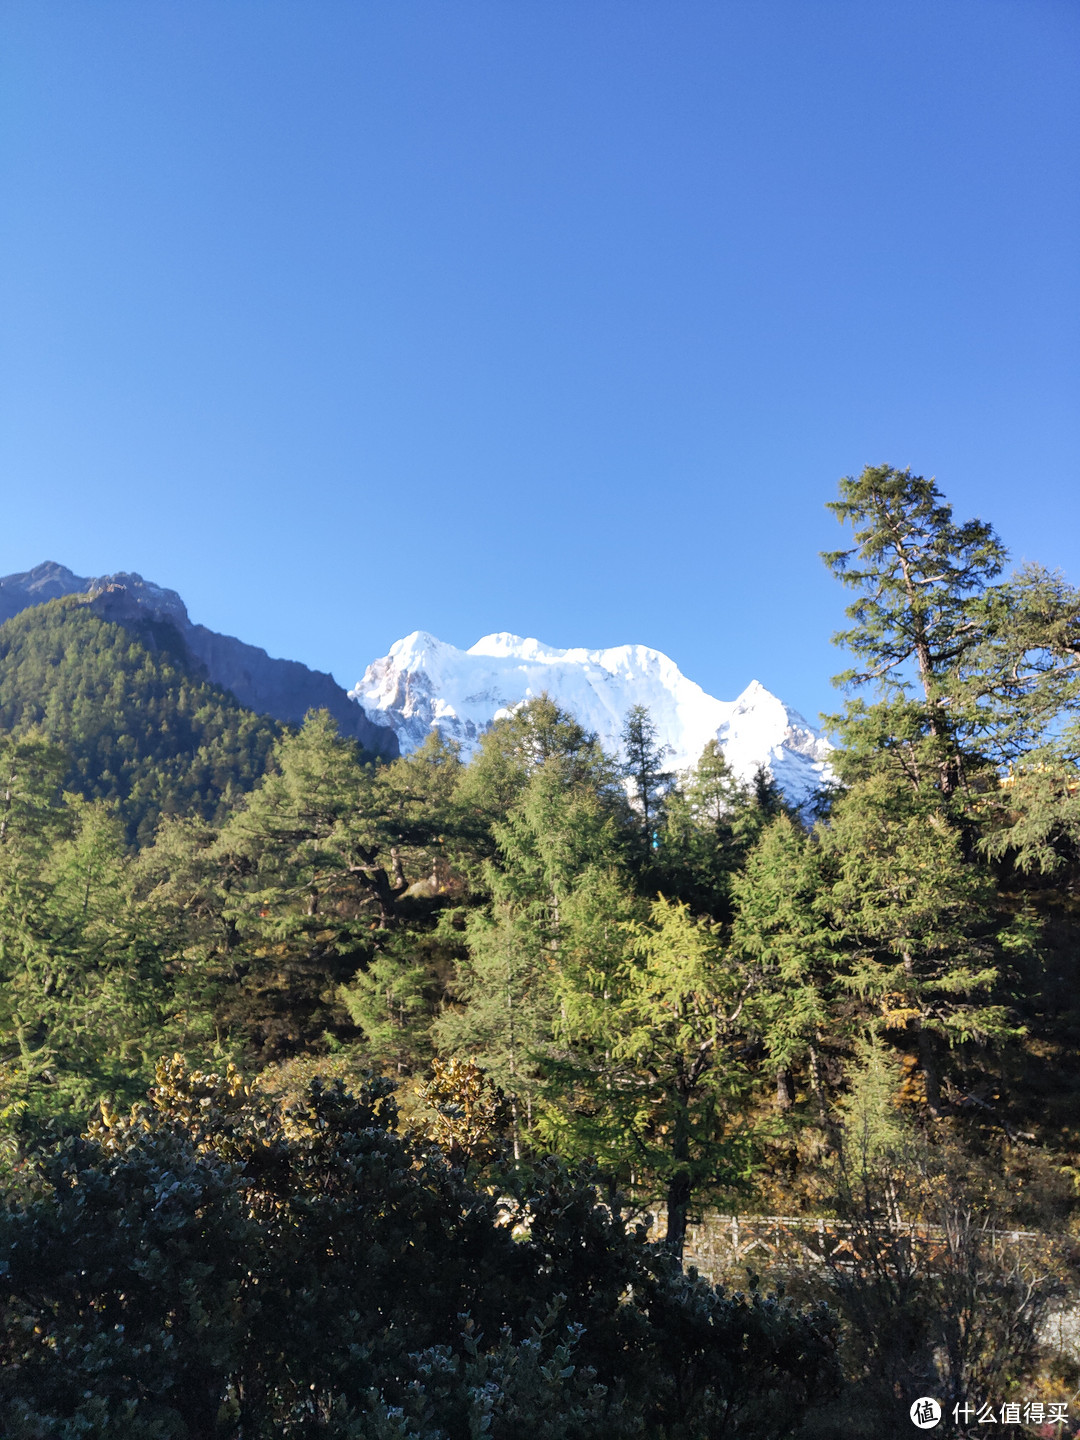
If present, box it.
[819,776,1021,1116]
[438,700,627,1155]
[825,465,1080,802]
[620,704,672,848]
[819,468,1055,1116]
[0,782,167,1126]
[660,740,774,918]
[731,815,836,1118]
[202,712,385,1059]
[824,465,1008,798]
[543,895,754,1260]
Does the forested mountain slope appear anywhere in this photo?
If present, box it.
[0,598,282,843]
[0,561,398,756]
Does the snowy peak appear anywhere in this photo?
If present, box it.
[468,632,546,659]
[350,633,833,806]
[718,682,831,803]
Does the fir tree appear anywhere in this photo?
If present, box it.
[660,740,773,918]
[438,700,628,1155]
[824,465,1080,801]
[820,776,1022,1116]
[0,784,167,1126]
[731,814,836,1118]
[620,703,672,848]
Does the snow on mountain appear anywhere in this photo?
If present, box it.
[350,632,833,806]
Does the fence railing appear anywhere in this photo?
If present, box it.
[647,1212,1051,1280]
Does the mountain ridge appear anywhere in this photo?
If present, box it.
[1,565,833,804]
[351,629,833,806]
[0,562,398,756]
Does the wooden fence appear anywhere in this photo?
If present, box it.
[647,1212,1048,1283]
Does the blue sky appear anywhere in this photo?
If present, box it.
[1,1,1077,724]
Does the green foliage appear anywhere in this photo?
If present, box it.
[825,466,1080,813]
[140,713,464,1066]
[544,894,755,1256]
[0,598,279,843]
[823,464,1008,798]
[0,1060,840,1439]
[454,692,625,838]
[438,697,630,1148]
[731,814,835,1119]
[0,739,169,1129]
[979,732,1080,880]
[7,468,1080,1432]
[340,929,441,1074]
[662,741,784,918]
[835,1033,912,1181]
[621,703,673,870]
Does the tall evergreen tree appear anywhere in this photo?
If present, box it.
[0,769,166,1127]
[544,895,754,1259]
[825,465,1080,804]
[660,741,777,918]
[819,777,1022,1116]
[824,465,1008,798]
[438,699,628,1153]
[620,704,673,848]
[732,815,836,1117]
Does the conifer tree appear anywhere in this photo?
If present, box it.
[452,694,626,865]
[0,781,166,1125]
[731,815,836,1117]
[824,465,1008,798]
[819,776,1022,1115]
[620,704,672,846]
[660,741,775,918]
[543,895,753,1260]
[825,465,1080,803]
[438,700,628,1153]
[819,469,1056,1116]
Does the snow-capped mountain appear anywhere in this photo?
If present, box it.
[350,631,833,806]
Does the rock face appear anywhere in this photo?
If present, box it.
[351,630,832,807]
[0,563,398,756]
[0,561,93,623]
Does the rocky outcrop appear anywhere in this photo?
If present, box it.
[0,563,398,757]
[0,561,91,623]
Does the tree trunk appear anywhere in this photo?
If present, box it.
[917,1022,943,1117]
[358,865,400,926]
[807,1042,829,1125]
[665,1107,692,1263]
[665,1168,691,1264]
[776,1065,795,1110]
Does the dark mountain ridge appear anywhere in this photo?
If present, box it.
[0,562,398,757]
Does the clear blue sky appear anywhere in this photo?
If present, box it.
[2,1,1077,724]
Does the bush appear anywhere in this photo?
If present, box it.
[0,1059,839,1439]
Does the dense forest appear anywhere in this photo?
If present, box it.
[0,597,282,845]
[3,467,1080,1438]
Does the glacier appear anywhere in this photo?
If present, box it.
[350,631,833,807]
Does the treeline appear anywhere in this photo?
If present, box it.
[3,466,1080,1435]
